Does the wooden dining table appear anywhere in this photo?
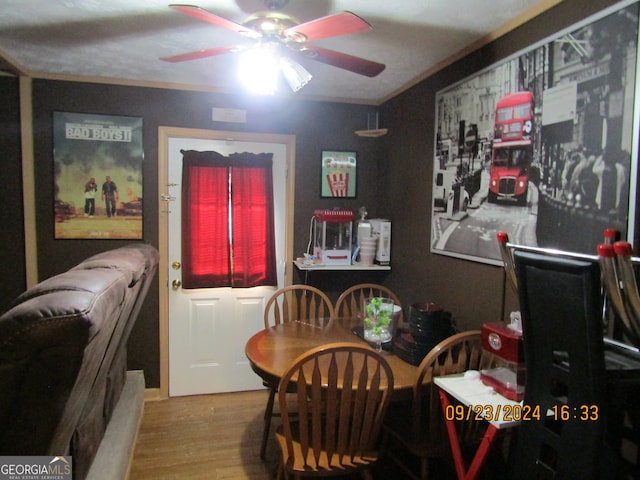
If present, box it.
[244,317,418,399]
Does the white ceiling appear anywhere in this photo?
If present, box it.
[0,0,558,104]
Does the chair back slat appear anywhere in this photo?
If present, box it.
[360,362,382,448]
[324,354,339,461]
[310,360,322,465]
[348,358,369,455]
[273,300,283,325]
[281,293,291,323]
[337,354,354,456]
[298,292,308,320]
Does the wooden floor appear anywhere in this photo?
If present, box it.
[129,389,462,480]
[129,390,277,479]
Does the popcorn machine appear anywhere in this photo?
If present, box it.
[313,209,354,265]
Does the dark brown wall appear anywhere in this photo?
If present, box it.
[0,76,25,313]
[378,0,632,331]
[29,81,383,387]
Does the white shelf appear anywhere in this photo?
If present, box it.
[294,260,390,271]
[354,128,388,138]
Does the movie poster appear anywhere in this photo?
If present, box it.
[53,112,143,239]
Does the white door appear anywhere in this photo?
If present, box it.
[159,128,295,397]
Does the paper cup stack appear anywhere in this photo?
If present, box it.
[359,237,377,266]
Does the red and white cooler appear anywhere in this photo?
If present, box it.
[480,320,526,401]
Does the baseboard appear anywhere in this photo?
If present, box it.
[86,370,145,480]
[143,387,164,401]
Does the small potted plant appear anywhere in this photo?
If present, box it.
[364,297,394,351]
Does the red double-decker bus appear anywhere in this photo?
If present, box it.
[488,91,534,205]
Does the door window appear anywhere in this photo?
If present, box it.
[181,149,277,288]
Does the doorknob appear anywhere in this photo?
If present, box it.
[172,279,182,290]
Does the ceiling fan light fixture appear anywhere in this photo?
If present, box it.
[238,44,279,95]
[163,5,386,93]
[280,57,312,93]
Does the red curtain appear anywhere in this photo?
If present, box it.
[181,150,277,288]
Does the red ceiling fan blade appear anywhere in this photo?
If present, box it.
[169,4,261,38]
[160,46,242,63]
[284,11,371,43]
[295,45,385,77]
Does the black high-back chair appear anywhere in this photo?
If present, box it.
[510,249,611,479]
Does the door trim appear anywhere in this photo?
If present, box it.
[158,126,296,398]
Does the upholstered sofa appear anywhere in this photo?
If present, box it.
[0,243,158,479]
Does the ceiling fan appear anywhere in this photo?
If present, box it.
[161,0,385,92]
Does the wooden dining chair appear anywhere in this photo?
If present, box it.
[381,330,494,480]
[275,342,394,479]
[335,283,404,323]
[260,285,335,459]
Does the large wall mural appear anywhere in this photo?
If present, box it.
[431,0,639,264]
